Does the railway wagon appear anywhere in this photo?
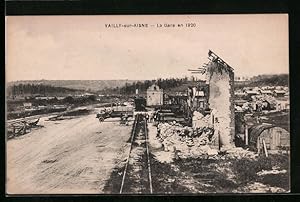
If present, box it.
[134,97,146,111]
[110,106,134,118]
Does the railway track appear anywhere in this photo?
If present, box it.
[119,114,153,194]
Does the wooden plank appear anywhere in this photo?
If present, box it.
[257,137,261,155]
[245,125,248,145]
[262,139,268,157]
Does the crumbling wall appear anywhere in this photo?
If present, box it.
[206,61,235,148]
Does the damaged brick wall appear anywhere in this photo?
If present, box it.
[206,61,235,148]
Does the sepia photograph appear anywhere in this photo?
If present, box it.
[5,14,290,194]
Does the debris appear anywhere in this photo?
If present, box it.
[28,118,40,127]
[154,117,257,160]
[167,179,175,183]
[225,147,257,159]
[7,118,42,139]
[156,122,218,158]
[257,169,287,176]
[236,182,287,193]
[192,111,212,129]
[154,151,174,163]
[207,147,218,156]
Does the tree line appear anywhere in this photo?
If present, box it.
[7,83,80,96]
[249,74,289,87]
[102,77,189,95]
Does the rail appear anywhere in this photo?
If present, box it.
[119,114,138,193]
[119,114,153,194]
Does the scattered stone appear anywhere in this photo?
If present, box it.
[236,182,287,193]
[155,121,256,160]
[154,151,174,163]
[192,111,213,129]
[257,169,287,176]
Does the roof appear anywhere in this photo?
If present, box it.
[235,92,246,95]
[147,84,163,91]
[276,97,289,101]
[170,92,188,96]
[195,91,204,97]
[235,106,243,112]
[260,90,273,94]
[248,124,275,144]
[235,99,248,104]
[246,90,259,94]
[274,90,286,94]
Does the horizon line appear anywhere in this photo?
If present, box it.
[6,73,289,83]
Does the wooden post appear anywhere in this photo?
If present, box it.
[262,139,268,157]
[245,125,249,146]
[257,137,261,155]
[23,123,26,135]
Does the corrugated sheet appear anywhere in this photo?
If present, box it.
[248,124,274,144]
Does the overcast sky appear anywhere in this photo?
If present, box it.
[6,14,288,82]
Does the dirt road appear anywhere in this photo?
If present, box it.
[7,114,132,194]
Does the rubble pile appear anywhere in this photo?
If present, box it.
[155,121,256,159]
[192,111,212,129]
[156,122,218,158]
[242,102,252,112]
[223,147,257,159]
[234,182,287,193]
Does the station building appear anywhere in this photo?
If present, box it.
[146,84,164,106]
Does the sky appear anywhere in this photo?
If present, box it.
[6,14,289,82]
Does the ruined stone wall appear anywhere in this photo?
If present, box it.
[229,70,235,145]
[207,62,235,148]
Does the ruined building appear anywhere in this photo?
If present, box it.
[187,83,209,113]
[205,51,235,148]
[189,50,235,149]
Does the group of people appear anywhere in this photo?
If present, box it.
[153,111,165,122]
[97,106,167,126]
[143,111,165,123]
[120,112,129,125]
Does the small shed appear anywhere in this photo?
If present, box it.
[273,90,286,97]
[248,124,290,153]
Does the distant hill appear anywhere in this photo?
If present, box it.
[7,74,288,95]
[235,74,289,89]
[7,80,139,92]
[251,74,289,86]
[7,83,83,97]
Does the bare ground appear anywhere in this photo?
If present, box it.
[6,114,132,194]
